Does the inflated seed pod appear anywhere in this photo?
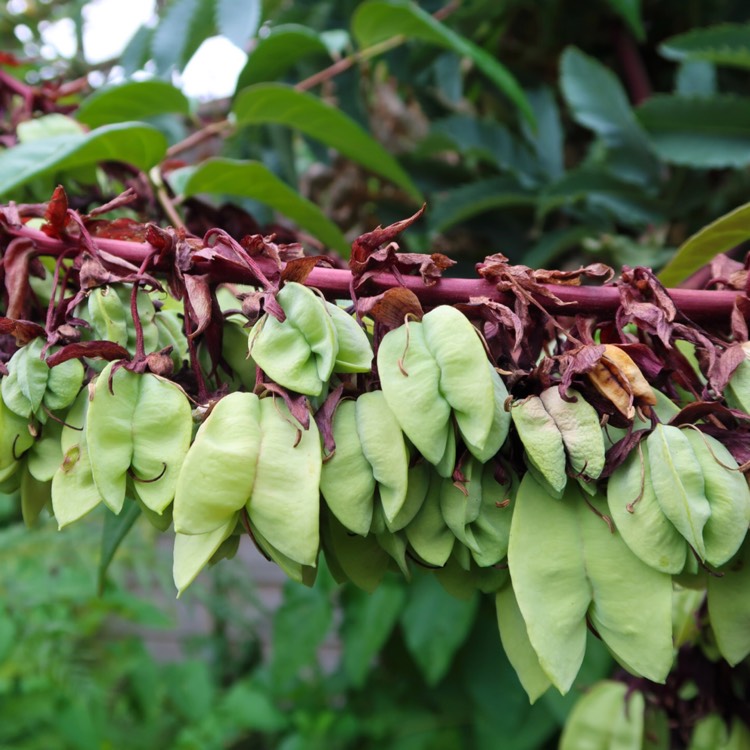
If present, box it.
[647,424,710,559]
[87,361,193,514]
[405,469,454,567]
[377,320,451,465]
[510,396,567,496]
[726,348,750,414]
[248,282,338,396]
[355,390,410,526]
[684,428,750,567]
[87,286,129,348]
[462,364,511,463]
[324,302,373,373]
[539,386,605,482]
[154,310,189,372]
[607,443,687,574]
[246,397,321,567]
[320,399,376,536]
[173,392,261,535]
[421,305,495,454]
[51,389,103,528]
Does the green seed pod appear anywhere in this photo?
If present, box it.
[320,399,376,536]
[250,522,318,587]
[377,320,451,465]
[20,466,51,527]
[51,389,102,528]
[388,459,431,532]
[372,503,410,577]
[2,338,48,417]
[726,353,750,414]
[405,469,454,567]
[87,362,193,514]
[0,390,35,473]
[421,305,494,454]
[684,429,750,567]
[173,514,238,596]
[462,364,510,462]
[154,310,189,372]
[246,397,321,567]
[511,396,567,496]
[539,386,605,481]
[220,319,256,390]
[87,286,129,348]
[355,390,409,526]
[607,443,687,574]
[495,583,551,703]
[248,282,337,396]
[173,392,261,535]
[44,358,84,412]
[324,301,373,373]
[27,417,64,482]
[559,681,645,750]
[647,424,710,559]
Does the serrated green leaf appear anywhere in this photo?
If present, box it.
[659,200,750,286]
[660,24,750,69]
[235,24,330,92]
[604,0,644,40]
[217,0,261,49]
[429,177,536,233]
[76,81,190,129]
[176,157,348,254]
[676,61,716,96]
[352,0,535,127]
[637,95,750,168]
[98,501,141,595]
[232,83,422,201]
[400,573,478,686]
[0,123,167,198]
[560,47,657,184]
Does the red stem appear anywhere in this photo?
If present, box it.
[2,225,743,322]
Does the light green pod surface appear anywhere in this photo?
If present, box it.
[21,466,51,527]
[508,473,589,694]
[248,314,322,396]
[119,285,160,355]
[511,396,567,495]
[387,459,431,532]
[27,418,64,482]
[726,358,750,414]
[88,363,193,515]
[44,358,84,412]
[373,504,409,577]
[440,457,483,550]
[707,539,750,666]
[559,681,645,750]
[355,391,409,525]
[434,421,456,478]
[0,391,35,471]
[684,429,750,567]
[247,397,321,567]
[377,322,451,465]
[539,386,605,480]
[221,319,256,390]
[52,389,102,528]
[173,514,238,596]
[647,424,710,559]
[320,400,375,536]
[495,583,551,703]
[154,310,189,372]
[405,471,455,567]
[325,302,373,373]
[278,282,338,381]
[607,444,687,574]
[581,493,674,684]
[250,522,317,587]
[87,286,129,347]
[173,392,261,534]
[422,305,494,453]
[463,364,510,462]
[2,338,49,417]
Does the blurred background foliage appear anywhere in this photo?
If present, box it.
[2,0,750,747]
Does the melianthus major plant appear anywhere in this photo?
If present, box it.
[4,1,750,748]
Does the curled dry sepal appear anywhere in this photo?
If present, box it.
[3,188,750,727]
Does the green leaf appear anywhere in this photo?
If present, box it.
[637,94,750,168]
[560,47,656,184]
[352,0,535,127]
[675,61,716,96]
[98,501,141,594]
[17,113,84,142]
[341,578,406,687]
[152,0,216,74]
[235,24,329,91]
[0,123,167,198]
[76,81,190,129]
[217,0,261,49]
[660,24,750,70]
[400,573,478,686]
[176,157,349,254]
[658,200,750,286]
[523,87,564,180]
[232,83,422,201]
[604,0,644,40]
[523,226,595,269]
[429,177,536,233]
